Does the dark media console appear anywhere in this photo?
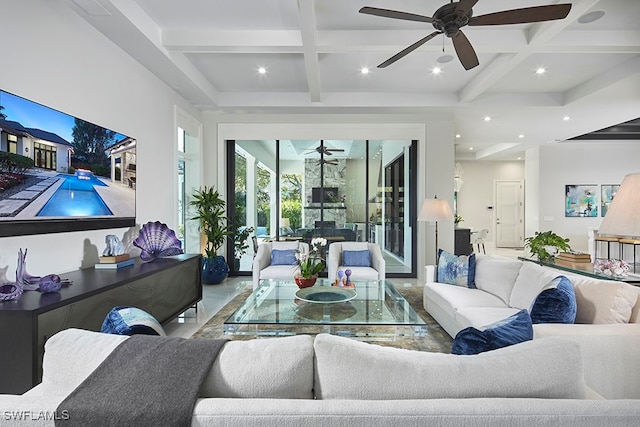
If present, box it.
[0,254,202,394]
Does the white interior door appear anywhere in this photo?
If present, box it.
[495,180,524,248]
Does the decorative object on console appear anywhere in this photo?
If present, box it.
[37,274,62,293]
[102,234,126,257]
[437,249,476,289]
[133,221,183,262]
[530,276,577,324]
[190,186,231,284]
[451,309,533,355]
[594,259,630,278]
[101,306,166,336]
[418,195,454,264]
[94,258,136,270]
[0,248,26,301]
[524,230,571,263]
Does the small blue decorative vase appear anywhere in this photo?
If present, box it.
[202,255,229,284]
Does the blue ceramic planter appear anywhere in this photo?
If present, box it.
[202,255,229,284]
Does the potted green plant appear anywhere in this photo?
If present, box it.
[233,225,254,271]
[454,214,464,228]
[190,186,231,284]
[524,230,571,263]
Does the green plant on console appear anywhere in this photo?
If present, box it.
[524,230,571,263]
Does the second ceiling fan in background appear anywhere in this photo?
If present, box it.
[359,0,572,70]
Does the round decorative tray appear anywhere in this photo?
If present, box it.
[295,286,356,304]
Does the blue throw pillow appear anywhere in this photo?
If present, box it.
[271,249,297,265]
[342,250,371,267]
[437,249,476,288]
[101,306,166,336]
[451,310,533,355]
[530,276,577,324]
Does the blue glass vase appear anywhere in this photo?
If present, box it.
[202,255,229,284]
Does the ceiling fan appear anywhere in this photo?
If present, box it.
[359,0,572,70]
[304,142,345,156]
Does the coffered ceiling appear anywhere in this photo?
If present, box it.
[66,0,640,160]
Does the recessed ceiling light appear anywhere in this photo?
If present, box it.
[361,67,370,75]
[437,54,454,64]
[469,147,474,151]
[432,67,442,75]
[455,134,461,139]
[258,67,266,74]
[518,134,524,139]
[535,67,546,75]
[484,116,491,122]
[578,10,605,24]
[517,157,522,160]
[563,116,571,121]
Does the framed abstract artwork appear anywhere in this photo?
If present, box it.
[565,185,598,217]
[601,184,620,217]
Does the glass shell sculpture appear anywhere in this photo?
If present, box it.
[133,221,184,262]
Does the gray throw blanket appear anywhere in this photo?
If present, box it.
[55,335,227,427]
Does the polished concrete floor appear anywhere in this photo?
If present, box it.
[164,244,525,338]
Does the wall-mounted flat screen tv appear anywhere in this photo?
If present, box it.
[0,90,136,237]
[311,187,339,203]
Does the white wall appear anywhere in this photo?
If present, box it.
[0,2,201,274]
[456,160,525,244]
[538,141,640,252]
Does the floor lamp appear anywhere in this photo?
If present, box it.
[418,196,454,264]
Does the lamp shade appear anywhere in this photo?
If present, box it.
[418,197,454,222]
[598,173,640,238]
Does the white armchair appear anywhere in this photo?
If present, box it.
[327,242,385,282]
[252,241,309,289]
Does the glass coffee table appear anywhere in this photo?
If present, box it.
[224,279,427,338]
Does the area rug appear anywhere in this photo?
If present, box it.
[191,283,453,353]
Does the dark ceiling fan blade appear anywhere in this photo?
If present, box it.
[452,31,479,70]
[455,0,480,15]
[469,4,572,26]
[378,31,441,68]
[359,7,434,24]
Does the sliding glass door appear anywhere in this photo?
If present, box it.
[228,139,416,277]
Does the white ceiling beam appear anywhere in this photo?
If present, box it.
[458,0,601,103]
[297,0,321,103]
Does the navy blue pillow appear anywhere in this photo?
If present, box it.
[530,276,577,324]
[437,249,476,289]
[271,249,297,265]
[342,250,371,267]
[451,310,533,355]
[101,306,165,336]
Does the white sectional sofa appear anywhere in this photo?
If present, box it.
[424,254,640,399]
[1,328,639,426]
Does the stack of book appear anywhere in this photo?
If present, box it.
[555,252,592,268]
[95,254,135,270]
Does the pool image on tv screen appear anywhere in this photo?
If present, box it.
[0,90,136,237]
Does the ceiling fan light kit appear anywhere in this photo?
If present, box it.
[359,1,572,70]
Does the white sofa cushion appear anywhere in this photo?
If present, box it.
[259,265,299,280]
[39,329,130,396]
[201,335,315,399]
[509,261,558,310]
[426,282,509,313]
[271,241,302,251]
[474,255,522,304]
[572,279,637,324]
[455,307,523,331]
[314,334,586,400]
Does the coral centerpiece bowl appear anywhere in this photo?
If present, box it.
[294,275,317,289]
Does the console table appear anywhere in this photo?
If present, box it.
[0,254,202,394]
[518,257,639,285]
